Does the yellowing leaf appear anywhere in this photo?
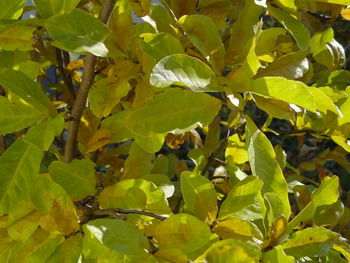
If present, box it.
[127,0,151,17]
[151,214,212,260]
[84,128,112,154]
[180,171,218,222]
[179,14,225,73]
[99,179,170,215]
[213,218,263,242]
[49,159,96,200]
[0,25,35,51]
[201,239,261,263]
[225,134,248,164]
[341,8,350,20]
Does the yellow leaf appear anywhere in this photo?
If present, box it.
[341,8,350,20]
[84,128,112,154]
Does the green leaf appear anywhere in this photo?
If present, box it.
[0,24,35,51]
[268,5,310,50]
[0,96,47,135]
[33,0,81,18]
[180,171,218,222]
[0,0,25,19]
[0,69,56,116]
[6,229,64,263]
[23,114,65,151]
[255,51,309,80]
[201,239,261,263]
[151,214,212,260]
[317,0,350,4]
[49,159,96,200]
[139,32,184,62]
[83,218,149,256]
[101,110,133,143]
[250,77,340,115]
[121,142,154,180]
[256,27,288,62]
[286,202,316,235]
[246,118,290,218]
[126,88,222,136]
[262,245,295,263]
[46,234,83,263]
[0,139,42,215]
[225,0,263,65]
[99,179,170,215]
[150,54,221,92]
[282,227,338,258]
[310,27,335,71]
[312,176,339,207]
[46,9,110,57]
[178,14,225,73]
[219,176,264,221]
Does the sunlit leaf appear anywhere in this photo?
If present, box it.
[0,0,26,19]
[150,54,221,92]
[180,171,218,222]
[33,0,80,18]
[246,117,291,218]
[46,9,110,57]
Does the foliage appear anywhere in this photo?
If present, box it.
[1,0,350,262]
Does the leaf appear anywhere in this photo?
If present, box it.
[139,32,184,62]
[46,9,110,57]
[341,8,350,20]
[0,69,56,116]
[255,51,309,80]
[180,171,218,222]
[7,210,41,241]
[0,0,25,19]
[246,117,291,218]
[256,27,288,62]
[150,54,221,92]
[219,176,264,221]
[101,110,133,143]
[0,24,35,51]
[6,228,64,263]
[262,245,295,263]
[281,227,338,258]
[201,239,261,263]
[49,159,96,200]
[0,96,47,135]
[252,94,295,121]
[84,128,112,154]
[88,60,134,118]
[127,0,151,17]
[46,234,83,263]
[225,134,248,165]
[178,14,225,73]
[0,140,42,214]
[151,214,212,260]
[286,202,316,235]
[32,175,80,234]
[99,179,170,215]
[312,176,339,207]
[268,5,310,50]
[83,218,149,256]
[250,77,340,115]
[122,142,154,180]
[33,0,80,18]
[213,218,263,242]
[225,0,263,65]
[126,88,222,137]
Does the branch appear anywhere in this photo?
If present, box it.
[91,208,169,221]
[0,135,5,154]
[64,0,117,163]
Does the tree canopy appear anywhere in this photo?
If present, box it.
[1,0,350,262]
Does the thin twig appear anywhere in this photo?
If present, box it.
[64,0,117,163]
[55,48,76,99]
[113,209,169,221]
